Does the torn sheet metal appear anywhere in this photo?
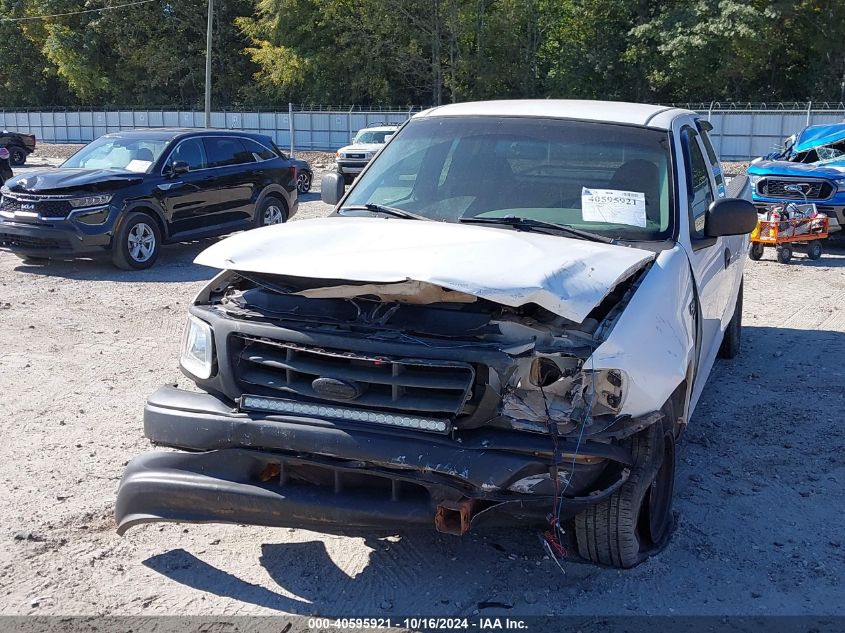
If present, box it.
[194,217,655,323]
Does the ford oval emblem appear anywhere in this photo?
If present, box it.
[311,377,362,400]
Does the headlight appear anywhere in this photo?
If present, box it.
[364,152,375,159]
[835,179,845,192]
[748,174,761,187]
[180,315,214,379]
[503,355,627,425]
[69,194,112,208]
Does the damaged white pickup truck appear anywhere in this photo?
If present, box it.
[116,101,757,568]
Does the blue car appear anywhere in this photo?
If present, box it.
[747,123,845,233]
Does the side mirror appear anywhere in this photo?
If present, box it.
[705,198,758,237]
[321,172,345,205]
[171,160,190,176]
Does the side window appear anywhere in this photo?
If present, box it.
[170,138,207,171]
[682,127,715,238]
[241,138,277,161]
[698,127,726,195]
[203,137,255,168]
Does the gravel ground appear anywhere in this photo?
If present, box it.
[0,156,843,621]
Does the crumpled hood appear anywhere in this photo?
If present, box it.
[194,217,655,323]
[5,168,142,193]
[793,123,845,154]
[748,159,845,178]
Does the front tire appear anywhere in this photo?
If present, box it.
[112,212,161,270]
[9,146,26,166]
[776,245,792,264]
[748,242,764,261]
[718,279,743,359]
[806,241,822,260]
[574,406,676,569]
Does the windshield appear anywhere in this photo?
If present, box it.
[344,117,674,241]
[353,130,394,144]
[63,136,169,172]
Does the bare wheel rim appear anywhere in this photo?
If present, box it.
[297,172,310,191]
[127,222,156,263]
[264,204,284,225]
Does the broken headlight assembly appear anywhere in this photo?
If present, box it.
[179,315,215,379]
[502,354,627,429]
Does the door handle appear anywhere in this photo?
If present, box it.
[723,247,731,269]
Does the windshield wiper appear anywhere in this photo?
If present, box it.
[340,203,428,221]
[459,216,616,244]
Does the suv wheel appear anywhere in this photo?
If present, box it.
[574,402,676,568]
[296,171,312,193]
[112,212,161,270]
[9,146,26,166]
[257,196,287,227]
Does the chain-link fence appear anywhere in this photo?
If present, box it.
[2,102,844,159]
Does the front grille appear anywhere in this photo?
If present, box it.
[231,335,475,417]
[759,178,833,200]
[0,232,70,250]
[0,196,72,218]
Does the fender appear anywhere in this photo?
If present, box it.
[589,245,697,418]
[115,198,170,240]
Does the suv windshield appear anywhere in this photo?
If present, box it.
[353,130,394,144]
[344,117,674,241]
[63,136,169,173]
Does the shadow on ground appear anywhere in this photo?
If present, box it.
[11,238,223,283]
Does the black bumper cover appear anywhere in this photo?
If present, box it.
[116,386,636,535]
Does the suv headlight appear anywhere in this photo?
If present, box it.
[748,174,761,187]
[69,194,112,208]
[180,315,214,379]
[835,178,845,193]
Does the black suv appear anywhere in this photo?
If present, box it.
[0,129,298,269]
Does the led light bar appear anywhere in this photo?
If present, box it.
[241,395,451,434]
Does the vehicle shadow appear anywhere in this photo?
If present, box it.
[142,527,580,616]
[11,238,224,283]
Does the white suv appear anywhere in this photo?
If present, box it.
[334,124,399,184]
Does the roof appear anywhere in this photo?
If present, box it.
[793,123,845,154]
[100,128,270,141]
[415,99,692,130]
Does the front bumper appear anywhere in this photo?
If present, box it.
[115,386,636,535]
[0,211,114,257]
[336,160,369,175]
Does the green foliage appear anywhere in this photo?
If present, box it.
[1,0,845,107]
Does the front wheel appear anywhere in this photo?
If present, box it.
[806,241,822,260]
[112,212,161,270]
[574,404,676,568]
[776,245,792,264]
[748,242,764,261]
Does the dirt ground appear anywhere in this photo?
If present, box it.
[0,151,843,620]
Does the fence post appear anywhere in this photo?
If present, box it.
[806,101,812,126]
[347,104,354,144]
[288,103,295,156]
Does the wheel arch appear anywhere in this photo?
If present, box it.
[118,202,169,240]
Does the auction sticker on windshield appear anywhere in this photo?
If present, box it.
[581,187,647,227]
